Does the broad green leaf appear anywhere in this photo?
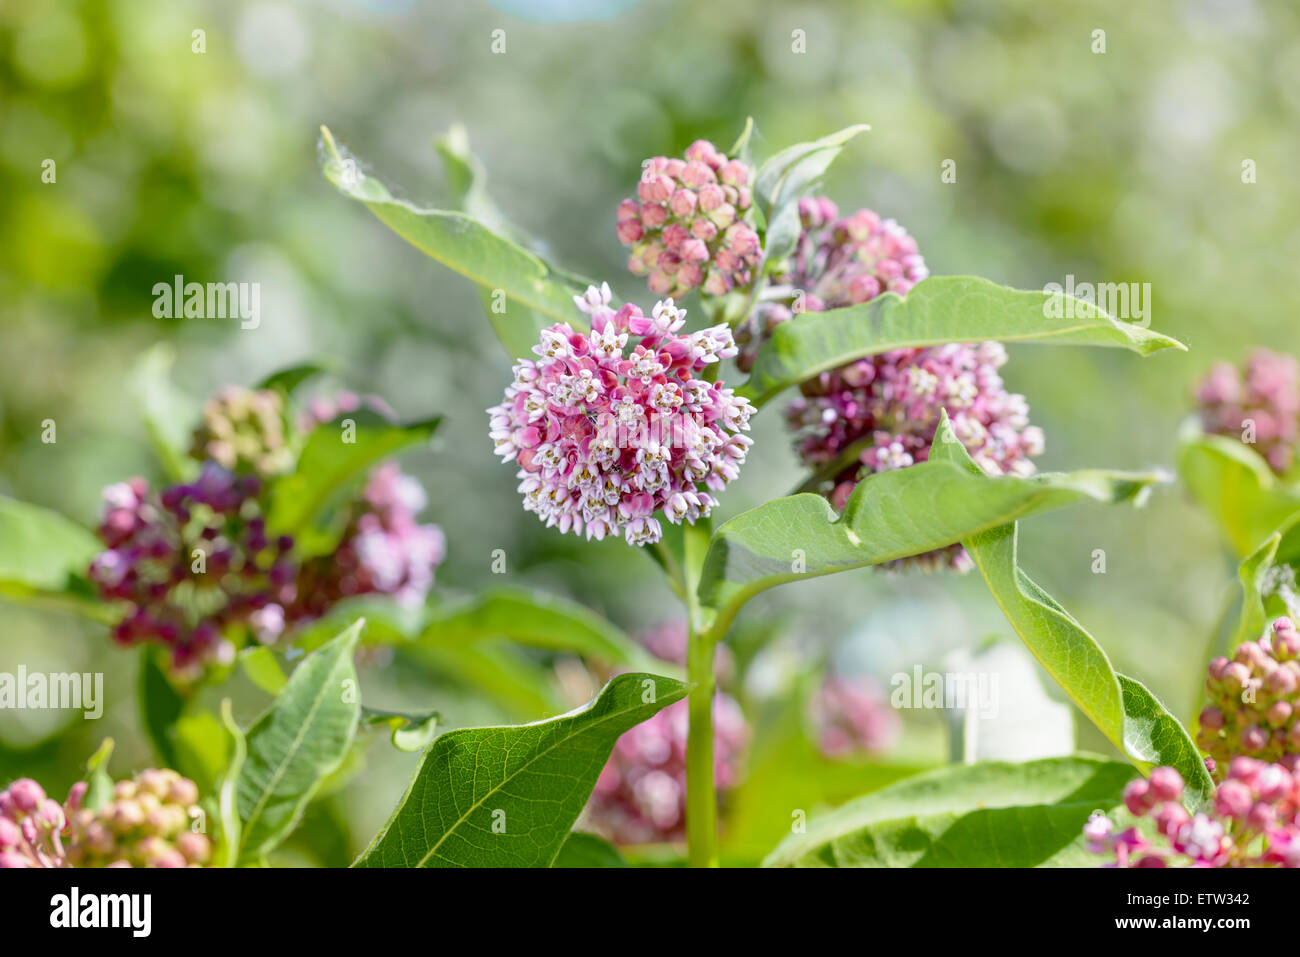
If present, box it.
[697,415,1162,627]
[1177,426,1300,560]
[290,596,420,652]
[81,738,116,812]
[0,497,107,617]
[927,434,1215,808]
[361,706,440,752]
[354,672,689,867]
[138,647,185,769]
[417,587,657,670]
[128,343,198,481]
[266,409,439,551]
[739,275,1187,406]
[763,755,1135,868]
[320,126,587,346]
[239,646,287,696]
[552,831,627,868]
[235,620,363,864]
[402,640,566,720]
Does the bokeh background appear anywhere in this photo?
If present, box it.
[2,0,1298,863]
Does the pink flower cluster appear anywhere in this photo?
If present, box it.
[0,777,75,868]
[487,283,753,546]
[1199,617,1300,771]
[1196,348,1300,475]
[1085,762,1300,867]
[191,386,292,477]
[617,140,761,299]
[811,676,900,758]
[0,770,210,868]
[736,198,929,372]
[89,390,444,674]
[583,622,748,845]
[785,342,1044,570]
[292,463,446,618]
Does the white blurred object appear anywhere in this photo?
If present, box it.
[944,639,1074,763]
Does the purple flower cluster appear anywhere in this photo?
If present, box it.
[1196,349,1300,475]
[89,389,444,675]
[89,466,293,673]
[292,463,446,618]
[583,620,748,846]
[811,676,900,758]
[617,140,761,299]
[0,770,210,868]
[735,198,929,372]
[1199,617,1300,771]
[785,342,1043,570]
[487,284,753,546]
[1085,762,1300,867]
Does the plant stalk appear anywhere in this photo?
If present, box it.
[685,623,718,867]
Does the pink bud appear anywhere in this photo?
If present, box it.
[0,851,30,868]
[697,184,725,212]
[7,779,45,813]
[616,218,643,245]
[1148,767,1183,802]
[1199,706,1225,731]
[1123,779,1154,816]
[1215,779,1253,818]
[1240,725,1270,753]
[848,274,883,304]
[669,189,697,217]
[640,203,668,228]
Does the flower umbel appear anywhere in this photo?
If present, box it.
[1086,762,1300,867]
[487,284,753,546]
[1199,617,1300,771]
[1196,348,1300,475]
[617,140,761,299]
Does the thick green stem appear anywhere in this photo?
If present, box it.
[685,625,718,867]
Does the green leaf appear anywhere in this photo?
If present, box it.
[266,409,439,550]
[254,361,331,397]
[402,640,566,720]
[81,738,116,812]
[1230,532,1283,652]
[417,587,657,670]
[0,496,107,616]
[753,125,868,268]
[235,620,363,864]
[138,647,185,768]
[763,755,1135,867]
[320,126,587,352]
[239,646,288,696]
[926,432,1215,808]
[361,706,440,752]
[552,831,627,868]
[354,672,689,867]
[216,699,247,869]
[170,711,231,798]
[1177,426,1300,560]
[739,275,1187,407]
[128,343,199,481]
[697,415,1162,628]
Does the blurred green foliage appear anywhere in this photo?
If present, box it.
[2,0,1298,862]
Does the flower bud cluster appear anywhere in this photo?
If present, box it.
[1199,617,1300,770]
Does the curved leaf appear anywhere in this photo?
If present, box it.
[552,831,627,868]
[354,672,688,867]
[320,126,587,349]
[925,435,1215,808]
[417,587,658,670]
[266,409,440,552]
[0,496,109,619]
[361,706,440,752]
[763,755,1134,868]
[1177,426,1300,560]
[697,413,1162,627]
[739,275,1187,406]
[235,620,363,864]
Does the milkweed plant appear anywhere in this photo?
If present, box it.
[4,119,1300,869]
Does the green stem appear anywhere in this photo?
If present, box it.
[680,519,719,867]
